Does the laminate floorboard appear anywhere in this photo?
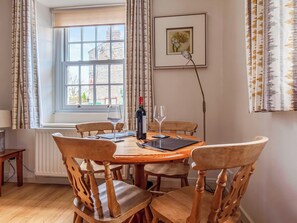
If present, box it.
[0,183,73,223]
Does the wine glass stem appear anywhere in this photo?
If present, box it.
[113,124,116,140]
[159,122,162,136]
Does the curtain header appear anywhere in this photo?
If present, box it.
[52,5,126,28]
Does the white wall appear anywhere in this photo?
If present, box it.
[222,0,297,222]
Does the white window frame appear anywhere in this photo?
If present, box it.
[54,24,126,113]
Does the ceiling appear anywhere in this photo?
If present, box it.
[37,0,125,8]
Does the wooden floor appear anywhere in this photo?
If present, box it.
[0,183,74,223]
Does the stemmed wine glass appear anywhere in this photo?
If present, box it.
[107,105,122,142]
[153,105,166,138]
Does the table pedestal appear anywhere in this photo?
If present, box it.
[134,163,146,189]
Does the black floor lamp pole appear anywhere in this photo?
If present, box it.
[181,51,206,142]
[189,58,206,142]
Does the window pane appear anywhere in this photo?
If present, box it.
[112,42,124,59]
[97,43,110,60]
[69,43,81,61]
[110,64,123,83]
[81,86,94,105]
[69,27,81,42]
[61,25,126,111]
[96,65,109,84]
[83,26,95,41]
[66,66,79,84]
[81,66,93,84]
[83,43,96,61]
[96,85,109,105]
[97,26,110,41]
[111,25,124,40]
[67,86,79,105]
[111,85,124,105]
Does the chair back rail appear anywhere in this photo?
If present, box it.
[52,133,121,218]
[76,122,124,137]
[188,136,268,223]
[149,121,198,136]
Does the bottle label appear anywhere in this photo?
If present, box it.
[142,115,147,133]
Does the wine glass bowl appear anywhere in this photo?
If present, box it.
[107,105,122,142]
[153,105,167,138]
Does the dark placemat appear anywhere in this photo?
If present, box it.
[143,137,200,151]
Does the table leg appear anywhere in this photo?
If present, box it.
[16,152,23,187]
[133,163,146,190]
[1,160,3,185]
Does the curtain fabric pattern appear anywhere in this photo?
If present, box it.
[11,0,40,129]
[245,0,297,112]
[126,0,153,129]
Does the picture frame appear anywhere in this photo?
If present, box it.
[154,13,206,69]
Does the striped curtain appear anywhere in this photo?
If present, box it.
[11,0,40,129]
[245,0,297,112]
[126,0,153,129]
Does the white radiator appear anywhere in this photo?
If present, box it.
[35,128,128,178]
[35,128,78,177]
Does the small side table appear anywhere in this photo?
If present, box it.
[0,149,26,196]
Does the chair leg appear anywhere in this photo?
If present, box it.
[184,177,189,186]
[85,174,90,187]
[112,170,118,180]
[152,216,159,223]
[144,206,152,223]
[181,177,189,187]
[145,173,148,183]
[127,214,135,223]
[74,212,83,223]
[156,176,161,191]
[73,212,77,223]
[116,170,123,181]
[181,178,185,187]
[151,207,160,223]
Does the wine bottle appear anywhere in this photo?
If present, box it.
[136,96,147,139]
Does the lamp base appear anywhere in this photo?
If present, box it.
[0,130,5,154]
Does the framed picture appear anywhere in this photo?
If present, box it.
[154,13,206,69]
[166,27,193,55]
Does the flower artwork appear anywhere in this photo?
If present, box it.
[166,27,193,55]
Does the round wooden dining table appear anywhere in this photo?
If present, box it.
[108,132,204,189]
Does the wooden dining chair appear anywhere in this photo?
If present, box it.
[144,121,198,190]
[150,136,268,223]
[76,122,124,180]
[52,133,152,223]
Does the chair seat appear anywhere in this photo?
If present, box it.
[150,186,240,223]
[80,160,122,173]
[74,180,152,222]
[144,162,190,177]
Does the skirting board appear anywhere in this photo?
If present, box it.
[239,206,254,223]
